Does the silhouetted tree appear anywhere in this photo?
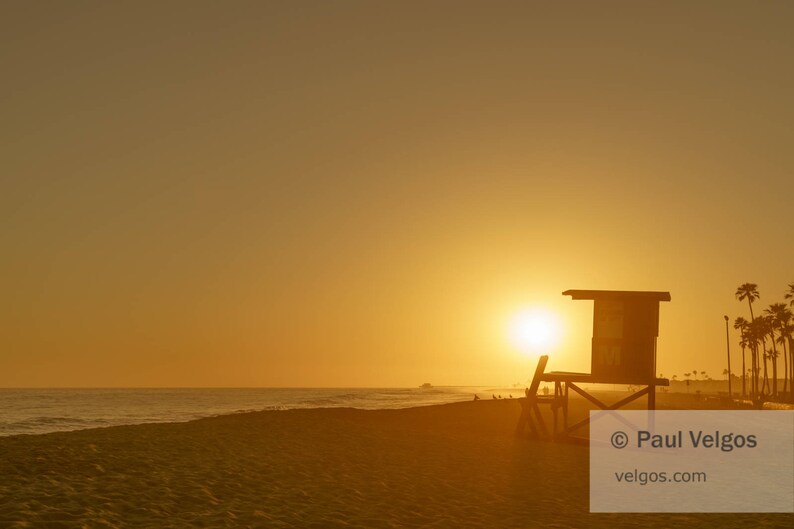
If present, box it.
[737,283,761,397]
[734,317,750,398]
[767,304,792,400]
[747,317,767,397]
[778,322,793,401]
[736,283,760,320]
[765,303,791,399]
[786,283,794,400]
[762,307,783,398]
[759,316,774,396]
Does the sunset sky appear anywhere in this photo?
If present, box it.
[3,1,792,387]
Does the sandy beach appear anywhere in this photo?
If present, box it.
[0,394,789,528]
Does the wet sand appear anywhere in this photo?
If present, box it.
[0,394,789,528]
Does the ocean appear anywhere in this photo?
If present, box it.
[0,387,517,437]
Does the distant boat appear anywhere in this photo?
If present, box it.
[420,383,432,389]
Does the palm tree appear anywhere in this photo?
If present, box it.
[785,283,794,308]
[784,284,793,392]
[766,303,791,398]
[778,322,793,400]
[735,316,749,398]
[747,317,767,397]
[750,316,772,395]
[736,283,761,397]
[736,283,760,320]
[761,309,781,398]
[768,304,793,401]
[776,286,794,401]
[758,316,777,397]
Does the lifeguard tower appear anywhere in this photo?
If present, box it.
[517,289,671,440]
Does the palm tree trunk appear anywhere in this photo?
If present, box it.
[741,345,746,398]
[750,347,754,399]
[748,300,757,399]
[762,338,769,396]
[788,338,794,403]
[782,339,788,398]
[769,331,778,398]
[788,338,794,402]
[752,346,758,399]
[755,344,761,398]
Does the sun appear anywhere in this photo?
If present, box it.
[507,308,562,352]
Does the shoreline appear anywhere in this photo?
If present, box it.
[2,399,791,527]
[0,389,765,440]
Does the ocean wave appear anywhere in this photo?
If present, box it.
[0,388,473,436]
[0,416,109,435]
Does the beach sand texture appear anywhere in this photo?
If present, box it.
[0,397,790,528]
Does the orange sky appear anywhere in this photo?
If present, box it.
[2,2,793,387]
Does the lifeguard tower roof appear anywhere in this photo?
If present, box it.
[563,290,671,302]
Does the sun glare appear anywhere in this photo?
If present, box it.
[507,308,562,353]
